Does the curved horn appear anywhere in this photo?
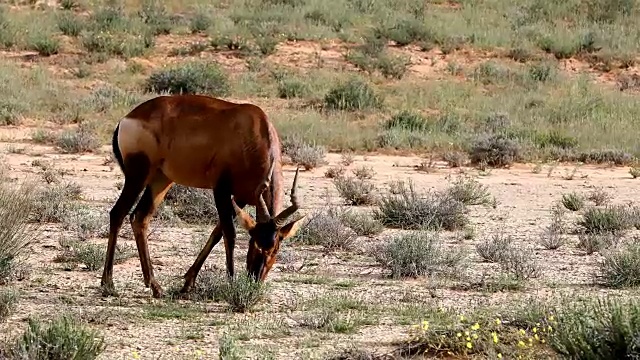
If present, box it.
[274,166,300,228]
[255,160,276,223]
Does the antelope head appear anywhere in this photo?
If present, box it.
[232,165,305,281]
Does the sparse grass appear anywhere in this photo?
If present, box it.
[577,206,633,235]
[56,123,101,153]
[561,192,585,211]
[56,238,136,271]
[476,233,513,263]
[4,315,105,360]
[31,182,82,223]
[550,297,640,359]
[588,187,611,206]
[218,271,268,313]
[374,231,466,279]
[597,241,640,288]
[0,181,37,284]
[324,78,383,111]
[538,206,566,250]
[0,288,18,322]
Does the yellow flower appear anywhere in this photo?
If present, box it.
[456,332,462,338]
[466,342,473,349]
[533,327,538,333]
[548,326,554,333]
[491,332,499,344]
[549,315,555,322]
[534,334,540,341]
[466,337,471,341]
[529,338,533,343]
[472,333,478,339]
[422,320,429,331]
[518,329,526,335]
[465,331,470,336]
[518,340,526,348]
[495,318,501,325]
[497,354,502,359]
[541,339,546,344]
[133,352,141,359]
[460,315,466,322]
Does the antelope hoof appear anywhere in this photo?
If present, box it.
[100,281,118,298]
[150,282,164,299]
[179,278,195,295]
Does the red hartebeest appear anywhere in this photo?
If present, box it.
[101,94,305,298]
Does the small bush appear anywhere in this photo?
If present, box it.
[597,241,640,288]
[577,206,633,235]
[57,12,85,36]
[337,209,384,237]
[374,231,466,278]
[189,12,211,33]
[444,176,493,206]
[538,206,566,250]
[324,166,346,179]
[374,181,467,231]
[550,297,640,359]
[276,78,310,99]
[0,287,18,322]
[294,212,357,250]
[499,248,541,281]
[588,187,610,206]
[384,111,428,132]
[56,123,101,153]
[0,182,37,284]
[324,78,382,111]
[376,53,411,79]
[4,315,105,359]
[218,271,267,313]
[468,133,521,168]
[144,61,230,96]
[476,233,513,263]
[561,192,584,211]
[31,182,82,223]
[283,138,327,170]
[164,185,217,225]
[29,35,60,56]
[333,176,377,206]
[56,238,136,271]
[577,232,617,255]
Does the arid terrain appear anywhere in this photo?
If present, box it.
[1,0,640,359]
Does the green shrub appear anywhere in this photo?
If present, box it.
[324,78,382,111]
[550,297,640,359]
[293,211,357,250]
[57,12,85,37]
[384,111,428,132]
[598,242,640,288]
[0,182,37,284]
[5,315,105,360]
[144,61,230,96]
[577,206,633,235]
[0,287,18,322]
[561,192,585,211]
[337,209,384,236]
[218,271,267,313]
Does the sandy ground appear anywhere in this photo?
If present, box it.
[1,133,639,359]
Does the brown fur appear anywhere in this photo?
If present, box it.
[101,94,304,299]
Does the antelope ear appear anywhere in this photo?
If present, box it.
[232,199,256,231]
[277,215,306,240]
